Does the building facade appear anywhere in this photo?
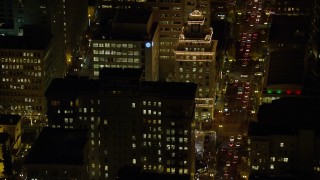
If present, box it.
[248,97,320,179]
[91,10,160,81]
[94,0,212,80]
[45,68,197,180]
[0,34,54,116]
[174,10,218,128]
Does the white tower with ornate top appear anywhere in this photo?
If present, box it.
[174,10,218,130]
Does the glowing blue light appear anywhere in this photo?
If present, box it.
[145,42,151,48]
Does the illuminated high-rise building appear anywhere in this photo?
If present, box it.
[173,10,218,129]
[45,68,197,180]
[0,0,88,77]
[0,32,54,116]
[91,9,160,81]
[94,0,211,80]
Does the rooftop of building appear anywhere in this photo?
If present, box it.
[249,96,320,136]
[265,15,310,88]
[269,15,311,44]
[92,9,158,41]
[46,68,197,99]
[24,127,88,165]
[266,48,305,86]
[0,114,21,125]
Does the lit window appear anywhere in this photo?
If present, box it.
[271,157,275,162]
[270,164,274,169]
[280,142,284,147]
[284,158,288,162]
[132,103,136,108]
[132,159,136,164]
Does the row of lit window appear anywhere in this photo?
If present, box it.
[179,61,212,68]
[143,133,161,139]
[1,64,42,71]
[166,167,188,174]
[92,43,138,48]
[160,49,171,53]
[278,7,300,12]
[0,52,40,57]
[64,118,73,124]
[143,109,161,116]
[179,67,208,73]
[160,27,182,31]
[90,171,108,178]
[2,73,42,80]
[165,137,188,143]
[91,140,101,146]
[144,119,162,124]
[94,57,140,63]
[166,145,188,150]
[93,50,140,56]
[1,57,41,63]
[270,157,289,162]
[143,101,161,107]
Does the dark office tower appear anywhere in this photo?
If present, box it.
[0,0,49,36]
[304,0,320,90]
[46,0,88,75]
[45,68,197,180]
[95,0,211,81]
[91,9,160,81]
[174,10,218,129]
[268,0,313,16]
[248,97,320,179]
[0,32,55,116]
